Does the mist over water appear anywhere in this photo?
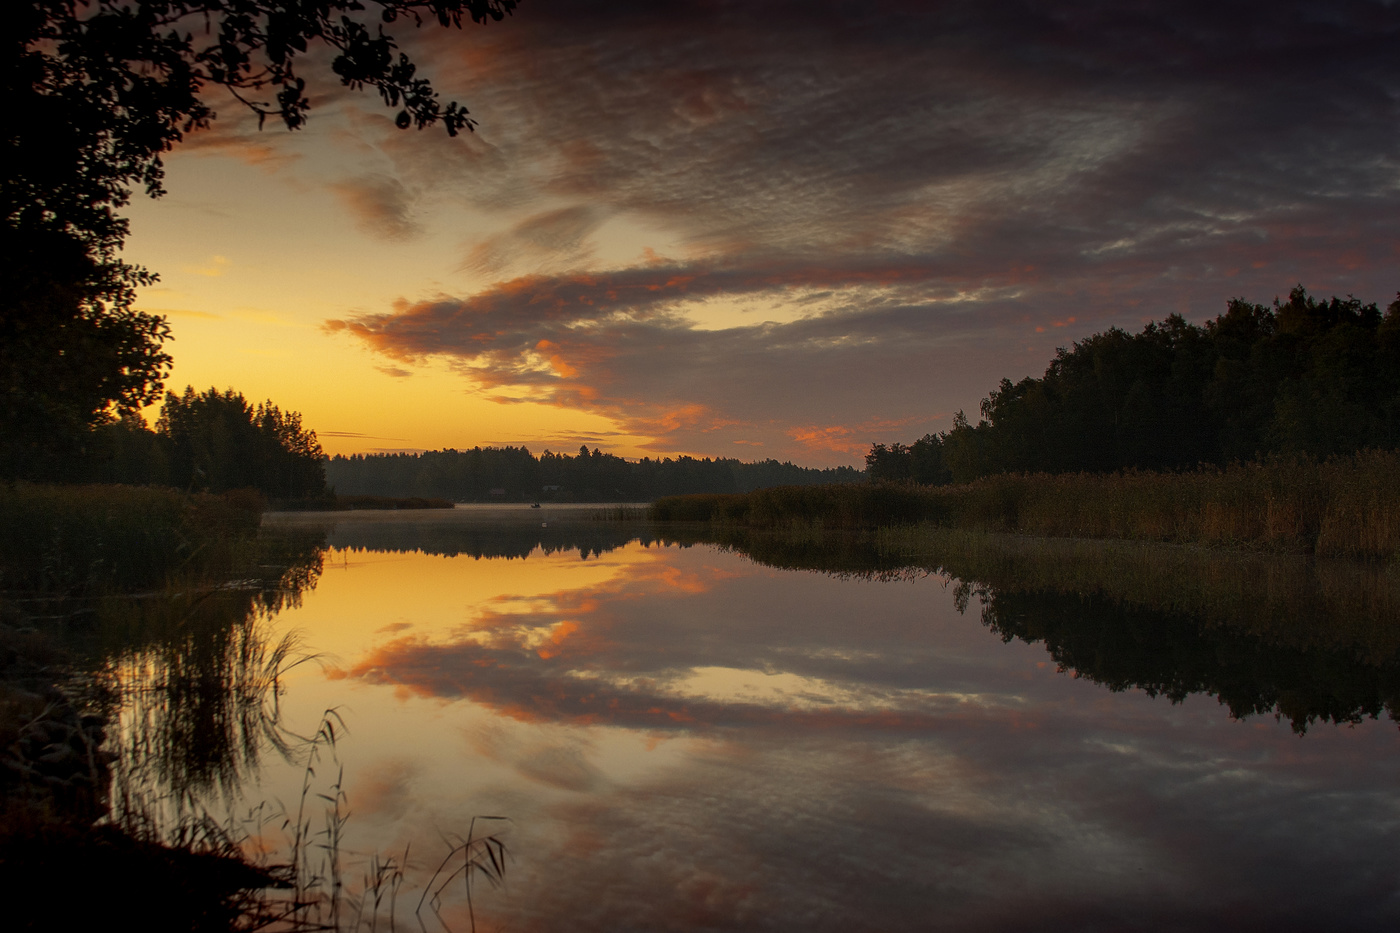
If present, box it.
[136,514,1400,930]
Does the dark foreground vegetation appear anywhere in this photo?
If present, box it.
[1,484,521,930]
[327,446,862,502]
[15,386,329,501]
[653,450,1400,560]
[0,483,330,931]
[2,2,522,925]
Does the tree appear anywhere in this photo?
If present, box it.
[158,386,325,497]
[880,287,1400,485]
[3,1,516,477]
[864,443,911,483]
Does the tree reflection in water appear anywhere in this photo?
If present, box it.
[299,515,1400,735]
[686,525,1400,734]
[0,518,329,929]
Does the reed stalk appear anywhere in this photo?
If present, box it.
[651,450,1400,560]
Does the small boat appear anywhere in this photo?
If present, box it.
[531,502,541,508]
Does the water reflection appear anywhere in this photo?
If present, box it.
[331,524,1400,735]
[323,516,651,561]
[103,529,326,811]
[699,527,1400,733]
[1,527,326,826]
[247,516,1399,931]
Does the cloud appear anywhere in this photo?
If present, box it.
[318,252,1194,460]
[462,204,607,275]
[328,173,422,240]
[787,417,930,458]
[318,1,1400,461]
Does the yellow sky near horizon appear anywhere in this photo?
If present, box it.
[122,143,672,460]
[112,5,1400,467]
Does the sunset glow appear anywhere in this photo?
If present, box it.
[118,2,1400,464]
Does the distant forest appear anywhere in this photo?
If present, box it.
[868,287,1400,485]
[327,447,862,502]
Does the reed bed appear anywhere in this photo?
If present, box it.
[651,450,1400,560]
[0,483,264,594]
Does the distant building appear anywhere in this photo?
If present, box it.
[543,485,562,492]
[489,487,506,497]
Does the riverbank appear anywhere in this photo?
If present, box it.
[651,450,1400,561]
[0,482,324,931]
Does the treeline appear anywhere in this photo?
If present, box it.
[868,287,1400,484]
[23,386,327,500]
[326,446,862,502]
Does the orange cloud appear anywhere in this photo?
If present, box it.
[788,416,925,457]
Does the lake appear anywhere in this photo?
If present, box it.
[122,508,1400,931]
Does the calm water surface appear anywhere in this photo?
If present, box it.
[228,512,1399,932]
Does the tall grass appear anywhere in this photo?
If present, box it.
[651,451,1400,560]
[1,485,507,931]
[650,484,944,529]
[0,483,263,594]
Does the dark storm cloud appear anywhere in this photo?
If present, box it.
[329,0,1400,460]
[435,0,1400,249]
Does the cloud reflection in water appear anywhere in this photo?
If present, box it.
[291,538,1399,932]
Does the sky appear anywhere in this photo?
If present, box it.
[120,0,1400,466]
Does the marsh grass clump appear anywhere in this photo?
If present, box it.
[653,451,1400,560]
[589,504,650,521]
[943,452,1400,557]
[0,484,334,931]
[650,483,945,529]
[0,482,264,594]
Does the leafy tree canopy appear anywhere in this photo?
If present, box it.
[157,386,326,497]
[3,0,516,478]
[871,286,1400,485]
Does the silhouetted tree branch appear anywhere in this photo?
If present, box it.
[3,1,516,478]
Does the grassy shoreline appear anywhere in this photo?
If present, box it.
[0,482,324,931]
[0,483,266,594]
[651,450,1400,561]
